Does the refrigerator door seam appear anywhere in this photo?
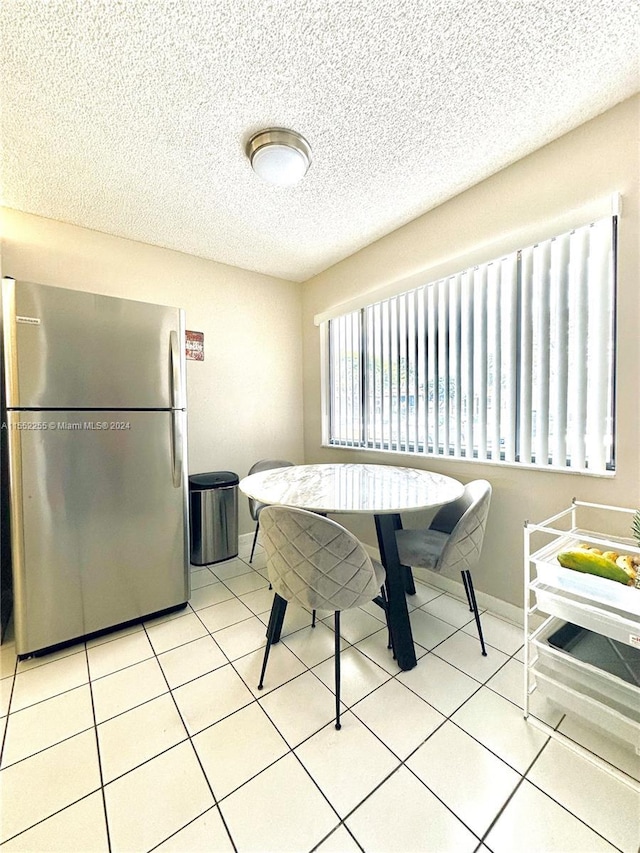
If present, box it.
[6,418,27,651]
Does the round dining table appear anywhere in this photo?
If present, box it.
[239,463,464,671]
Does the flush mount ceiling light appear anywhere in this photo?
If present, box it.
[247,128,312,187]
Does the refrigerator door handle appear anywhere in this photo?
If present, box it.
[171,411,184,489]
[171,410,184,489]
[169,330,184,487]
[170,330,182,408]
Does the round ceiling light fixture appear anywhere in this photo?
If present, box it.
[246,128,312,186]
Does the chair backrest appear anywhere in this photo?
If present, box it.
[259,505,380,612]
[433,480,492,574]
[247,459,294,520]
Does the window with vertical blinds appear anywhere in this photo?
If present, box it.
[326,216,617,473]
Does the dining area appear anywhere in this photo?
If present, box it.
[239,461,493,726]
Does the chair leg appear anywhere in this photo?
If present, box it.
[334,611,341,730]
[311,609,317,628]
[264,593,287,643]
[257,635,273,690]
[249,521,260,563]
[461,570,473,613]
[461,570,487,657]
[259,594,288,688]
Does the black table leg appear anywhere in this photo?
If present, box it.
[404,566,416,595]
[375,514,417,671]
[391,514,416,595]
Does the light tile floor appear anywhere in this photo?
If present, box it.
[0,542,638,852]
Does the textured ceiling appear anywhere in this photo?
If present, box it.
[1,1,639,282]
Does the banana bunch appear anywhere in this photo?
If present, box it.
[557,545,640,587]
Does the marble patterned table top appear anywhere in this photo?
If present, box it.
[239,463,464,515]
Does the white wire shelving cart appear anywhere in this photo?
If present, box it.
[524,499,640,791]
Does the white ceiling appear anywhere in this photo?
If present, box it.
[2,2,638,282]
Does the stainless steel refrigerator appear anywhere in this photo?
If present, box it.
[1,278,190,656]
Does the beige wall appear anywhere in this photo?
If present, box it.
[301,95,640,609]
[1,209,305,535]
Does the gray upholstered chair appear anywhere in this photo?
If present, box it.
[395,480,492,656]
[247,459,294,563]
[257,505,388,730]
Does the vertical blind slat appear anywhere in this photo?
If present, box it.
[503,255,518,462]
[534,240,551,465]
[429,282,439,453]
[451,275,462,457]
[519,248,534,464]
[399,295,405,451]
[568,229,588,468]
[369,305,376,447]
[461,271,474,459]
[488,264,501,460]
[586,220,612,471]
[476,267,488,461]
[411,290,421,452]
[406,295,412,448]
[439,282,449,454]
[386,299,392,448]
[377,303,384,448]
[360,308,370,447]
[340,317,345,443]
[329,320,335,442]
[417,288,427,451]
[353,312,359,444]
[347,314,351,444]
[552,233,570,466]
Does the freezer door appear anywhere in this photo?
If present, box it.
[7,410,189,655]
[2,279,185,410]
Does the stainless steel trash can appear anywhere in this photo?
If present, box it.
[189,471,239,565]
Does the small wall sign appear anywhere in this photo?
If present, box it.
[186,330,204,361]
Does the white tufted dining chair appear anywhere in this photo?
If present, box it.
[395,480,492,656]
[246,459,295,563]
[257,505,388,730]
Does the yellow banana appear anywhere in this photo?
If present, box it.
[557,549,633,586]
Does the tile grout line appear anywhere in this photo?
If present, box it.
[519,736,630,853]
[139,618,239,853]
[309,820,366,853]
[0,661,109,847]
[0,651,18,769]
[476,731,629,853]
[84,642,113,853]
